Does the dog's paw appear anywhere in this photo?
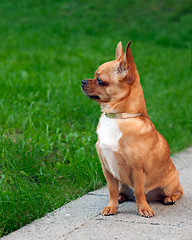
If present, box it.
[163,196,176,205]
[118,193,127,203]
[101,206,117,216]
[138,207,154,218]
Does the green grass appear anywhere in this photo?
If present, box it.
[0,0,191,236]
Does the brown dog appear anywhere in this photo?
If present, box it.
[81,41,183,217]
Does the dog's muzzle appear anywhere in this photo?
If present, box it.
[81,80,100,100]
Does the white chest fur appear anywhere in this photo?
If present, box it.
[97,114,122,179]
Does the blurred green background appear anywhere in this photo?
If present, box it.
[0,0,191,236]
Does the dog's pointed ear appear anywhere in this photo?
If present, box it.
[123,41,136,84]
[124,41,135,70]
[115,41,123,59]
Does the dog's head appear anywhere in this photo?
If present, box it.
[81,41,137,107]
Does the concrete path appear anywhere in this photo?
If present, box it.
[2,148,192,240]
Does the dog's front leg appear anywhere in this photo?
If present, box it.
[96,142,119,216]
[133,169,154,217]
[101,164,119,216]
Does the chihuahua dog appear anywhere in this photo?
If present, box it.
[81,41,183,217]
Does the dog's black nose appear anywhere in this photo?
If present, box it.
[81,80,87,87]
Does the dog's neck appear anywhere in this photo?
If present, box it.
[101,71,148,117]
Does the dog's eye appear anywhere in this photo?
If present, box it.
[97,77,105,86]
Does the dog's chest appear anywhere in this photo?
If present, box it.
[97,115,122,179]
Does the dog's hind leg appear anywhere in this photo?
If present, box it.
[163,186,183,205]
[161,169,183,205]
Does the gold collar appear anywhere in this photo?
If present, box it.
[105,112,142,119]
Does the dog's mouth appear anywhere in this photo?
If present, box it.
[81,86,100,100]
[88,95,100,100]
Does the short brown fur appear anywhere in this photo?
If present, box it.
[81,41,183,217]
